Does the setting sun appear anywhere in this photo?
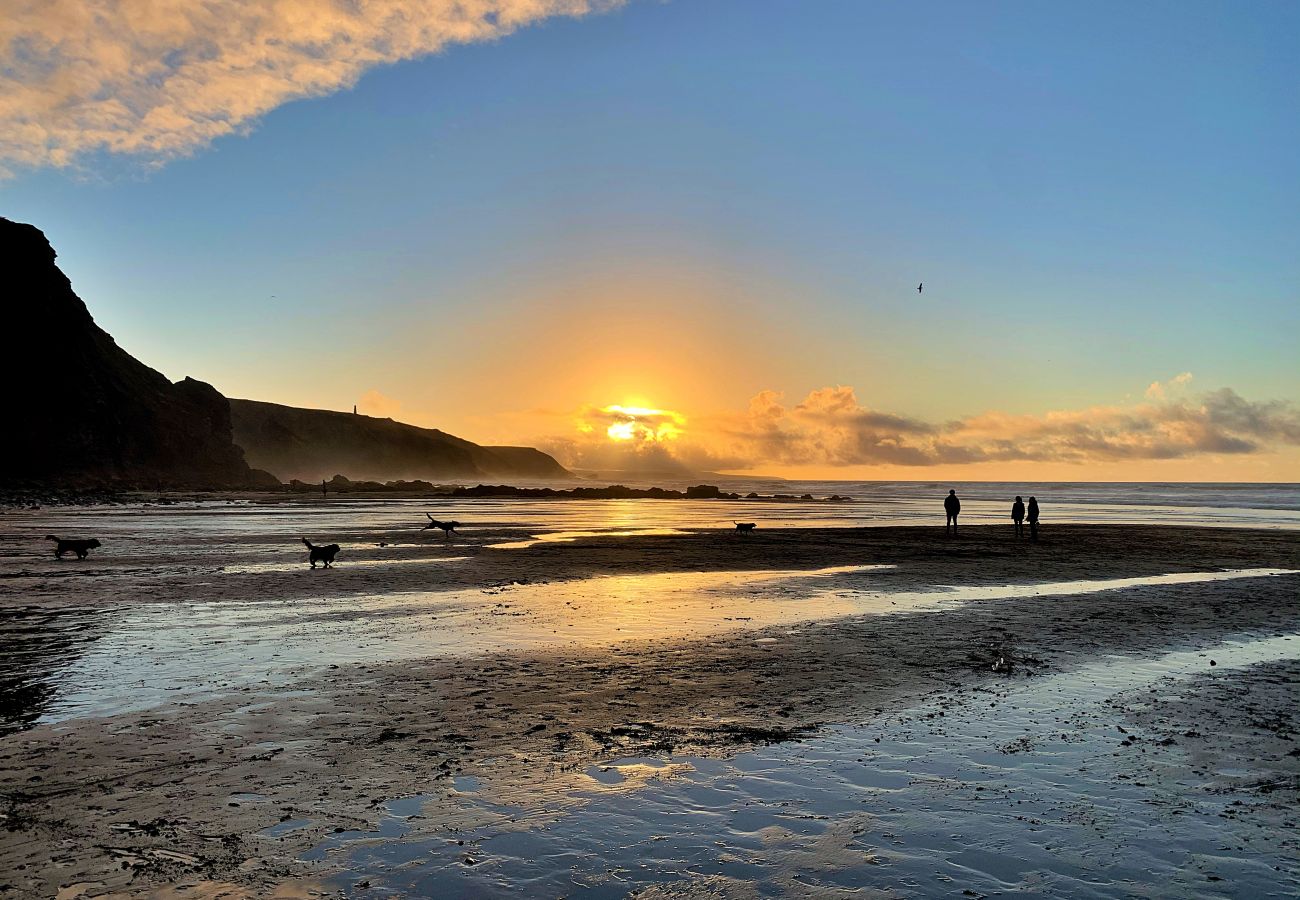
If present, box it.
[599,404,685,443]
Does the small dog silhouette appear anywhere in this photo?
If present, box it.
[423,514,460,538]
[733,521,757,533]
[302,538,340,568]
[47,535,101,559]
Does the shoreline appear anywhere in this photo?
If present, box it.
[6,524,1298,611]
[0,483,852,509]
[1,524,1297,896]
[4,479,1297,510]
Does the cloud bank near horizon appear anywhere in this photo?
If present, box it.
[536,379,1300,474]
[0,0,620,176]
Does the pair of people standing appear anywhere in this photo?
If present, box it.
[1012,495,1039,540]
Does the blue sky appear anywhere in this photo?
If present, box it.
[3,0,1297,476]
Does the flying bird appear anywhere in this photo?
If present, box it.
[917,283,923,294]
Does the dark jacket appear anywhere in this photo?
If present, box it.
[1012,500,1025,521]
[1027,499,1040,522]
[944,493,960,514]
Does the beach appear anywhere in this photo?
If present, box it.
[1,502,1298,897]
[8,0,1298,893]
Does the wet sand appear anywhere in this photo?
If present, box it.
[308,638,1299,898]
[0,523,1297,897]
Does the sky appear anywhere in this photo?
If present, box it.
[3,0,1298,480]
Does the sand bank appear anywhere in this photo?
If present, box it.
[0,524,1297,896]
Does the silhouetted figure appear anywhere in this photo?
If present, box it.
[321,479,327,498]
[1027,496,1040,541]
[1012,495,1025,537]
[944,489,960,534]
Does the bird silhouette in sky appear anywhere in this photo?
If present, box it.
[917,282,923,294]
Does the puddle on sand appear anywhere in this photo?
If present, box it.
[7,567,1295,726]
[14,564,891,723]
[218,555,470,576]
[310,633,1300,899]
[488,528,693,550]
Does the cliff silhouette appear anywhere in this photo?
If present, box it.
[0,216,568,489]
[229,400,570,482]
[0,217,275,489]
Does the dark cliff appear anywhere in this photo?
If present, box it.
[229,400,570,482]
[0,217,273,489]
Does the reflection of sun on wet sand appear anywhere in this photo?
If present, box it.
[0,518,1297,897]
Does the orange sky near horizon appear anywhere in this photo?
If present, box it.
[178,265,1300,484]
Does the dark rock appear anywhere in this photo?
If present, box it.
[0,217,265,489]
[451,484,689,501]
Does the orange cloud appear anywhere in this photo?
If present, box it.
[0,0,622,176]
[510,381,1300,481]
[703,384,1300,470]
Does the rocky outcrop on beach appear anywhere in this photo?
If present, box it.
[0,217,277,490]
[229,399,570,483]
[446,483,854,501]
[452,483,703,500]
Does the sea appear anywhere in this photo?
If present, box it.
[311,479,1300,531]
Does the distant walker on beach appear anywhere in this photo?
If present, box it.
[944,489,961,534]
[1012,495,1026,537]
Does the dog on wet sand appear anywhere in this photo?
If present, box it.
[733,521,757,533]
[302,538,340,568]
[423,514,460,538]
[47,536,101,559]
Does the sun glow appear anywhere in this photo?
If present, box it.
[597,404,685,443]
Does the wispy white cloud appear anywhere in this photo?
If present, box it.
[0,0,621,176]
[358,388,402,418]
[1144,371,1193,400]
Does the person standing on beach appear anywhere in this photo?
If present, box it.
[944,489,961,534]
[1012,495,1026,537]
[1027,496,1040,541]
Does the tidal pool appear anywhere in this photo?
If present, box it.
[4,567,1293,725]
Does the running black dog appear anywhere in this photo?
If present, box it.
[423,514,460,538]
[302,538,340,568]
[733,521,757,533]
